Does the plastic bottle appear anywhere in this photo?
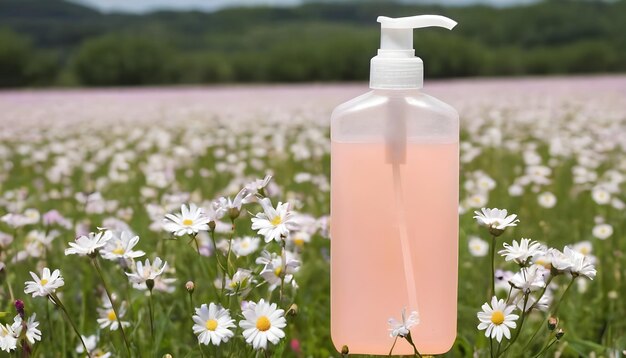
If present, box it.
[330,15,460,355]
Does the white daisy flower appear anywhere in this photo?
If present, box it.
[477,296,519,343]
[572,241,593,257]
[65,231,112,256]
[96,299,130,331]
[125,257,167,286]
[563,246,596,280]
[548,248,573,273]
[216,188,252,218]
[12,313,42,344]
[251,198,293,243]
[231,236,260,257]
[509,265,547,293]
[473,208,519,235]
[499,238,543,265]
[244,175,273,198]
[0,324,18,353]
[388,308,419,338]
[592,223,613,240]
[163,204,210,236]
[24,267,65,297]
[289,231,311,248]
[257,250,300,288]
[239,299,286,350]
[76,335,111,358]
[100,230,145,262]
[537,192,557,208]
[468,236,489,257]
[223,269,253,295]
[192,303,236,346]
[591,187,611,205]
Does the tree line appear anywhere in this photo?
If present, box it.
[0,0,625,87]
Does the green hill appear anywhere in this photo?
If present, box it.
[0,0,625,86]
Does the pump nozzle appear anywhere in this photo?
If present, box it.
[370,14,457,89]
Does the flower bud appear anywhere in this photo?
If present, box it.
[228,207,240,221]
[146,279,155,292]
[555,328,564,340]
[341,345,349,355]
[287,304,298,317]
[547,317,558,331]
[14,300,25,319]
[185,281,195,293]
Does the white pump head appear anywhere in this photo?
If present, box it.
[370,15,457,89]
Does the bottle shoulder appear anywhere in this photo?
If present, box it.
[331,89,459,143]
[332,89,458,121]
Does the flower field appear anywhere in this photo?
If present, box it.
[0,76,625,357]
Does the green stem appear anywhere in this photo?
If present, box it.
[553,277,576,316]
[92,257,131,356]
[490,235,496,296]
[148,289,155,341]
[532,338,557,358]
[49,294,91,358]
[388,336,398,356]
[520,275,555,351]
[405,332,422,358]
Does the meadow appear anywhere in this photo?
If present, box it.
[0,76,624,357]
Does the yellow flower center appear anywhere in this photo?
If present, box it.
[256,316,271,331]
[294,238,304,247]
[40,279,48,285]
[270,216,282,226]
[491,310,505,325]
[241,241,249,248]
[113,247,125,255]
[274,267,282,277]
[183,219,194,226]
[107,310,116,321]
[580,247,590,255]
[205,319,218,331]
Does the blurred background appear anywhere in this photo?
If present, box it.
[1,0,625,88]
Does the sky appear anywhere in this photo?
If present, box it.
[68,0,540,14]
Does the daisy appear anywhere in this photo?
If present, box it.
[216,188,252,219]
[548,248,573,273]
[231,236,260,257]
[223,269,253,295]
[591,187,611,205]
[125,257,167,286]
[0,324,17,353]
[468,236,489,257]
[388,308,419,338]
[477,296,519,343]
[563,246,596,280]
[289,231,311,248]
[65,231,112,256]
[97,301,130,331]
[76,335,111,358]
[239,299,286,350]
[499,238,543,265]
[244,175,273,197]
[592,223,613,240]
[24,267,65,297]
[251,198,293,243]
[192,303,236,346]
[257,250,300,288]
[473,208,519,236]
[509,265,547,293]
[12,313,42,344]
[163,204,210,236]
[100,230,145,262]
[537,192,557,208]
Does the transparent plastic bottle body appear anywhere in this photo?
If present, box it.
[330,89,459,355]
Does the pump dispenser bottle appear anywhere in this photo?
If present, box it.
[330,15,459,355]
